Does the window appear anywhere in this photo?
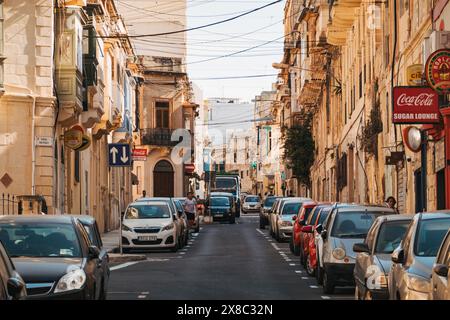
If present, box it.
[155,101,169,128]
[74,151,80,183]
[0,0,4,89]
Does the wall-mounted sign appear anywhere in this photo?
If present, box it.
[393,87,440,124]
[406,64,424,86]
[108,144,131,167]
[184,164,195,174]
[35,136,54,147]
[64,129,83,150]
[425,49,450,94]
[132,149,147,161]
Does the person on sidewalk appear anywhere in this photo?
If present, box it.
[183,192,197,229]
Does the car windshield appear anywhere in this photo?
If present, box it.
[246,197,259,203]
[211,197,230,207]
[375,220,410,254]
[415,218,450,257]
[331,211,386,238]
[282,203,301,215]
[216,179,236,189]
[307,207,322,225]
[0,222,81,258]
[264,197,278,207]
[126,204,171,219]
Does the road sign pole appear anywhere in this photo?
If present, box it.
[119,168,123,255]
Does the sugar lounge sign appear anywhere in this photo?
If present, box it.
[393,86,440,124]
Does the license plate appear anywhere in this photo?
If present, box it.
[214,214,223,217]
[138,236,157,241]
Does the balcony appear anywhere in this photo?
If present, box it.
[141,128,183,147]
[327,0,362,45]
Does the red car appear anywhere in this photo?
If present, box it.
[291,202,317,257]
[302,206,332,276]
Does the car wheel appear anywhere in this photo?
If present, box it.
[306,255,315,277]
[99,281,107,300]
[276,230,281,242]
[293,242,300,256]
[323,270,335,294]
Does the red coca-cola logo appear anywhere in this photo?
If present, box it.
[396,93,435,107]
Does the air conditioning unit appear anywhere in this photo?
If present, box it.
[423,31,450,61]
[277,79,285,85]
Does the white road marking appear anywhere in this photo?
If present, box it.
[141,292,150,295]
[179,252,186,255]
[110,261,139,271]
[309,285,319,289]
[137,295,147,299]
[295,270,303,274]
[271,243,281,250]
[289,263,296,266]
[302,277,309,280]
[321,296,331,300]
[256,229,265,235]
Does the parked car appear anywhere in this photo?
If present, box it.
[353,215,412,300]
[269,198,310,237]
[306,206,332,278]
[259,196,281,229]
[0,215,107,299]
[172,199,190,243]
[206,196,235,224]
[173,197,200,233]
[431,228,450,300]
[76,216,110,300]
[122,201,182,252]
[273,200,304,242]
[0,240,26,300]
[389,212,450,300]
[242,195,261,214]
[136,197,185,248]
[291,202,317,260]
[319,205,395,294]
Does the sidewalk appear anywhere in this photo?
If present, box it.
[101,229,146,263]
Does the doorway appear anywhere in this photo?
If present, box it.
[415,169,423,213]
[153,160,174,197]
[437,169,446,210]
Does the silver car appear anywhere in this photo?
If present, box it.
[269,198,310,237]
[273,200,303,242]
[431,228,450,300]
[319,205,395,294]
[353,215,412,300]
[389,212,450,300]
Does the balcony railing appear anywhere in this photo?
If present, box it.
[141,128,183,147]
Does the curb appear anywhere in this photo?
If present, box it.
[108,253,147,264]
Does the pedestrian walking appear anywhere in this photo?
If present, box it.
[385,196,400,214]
[288,190,295,197]
[142,190,147,198]
[183,192,197,228]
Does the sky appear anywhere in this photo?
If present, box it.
[186,0,285,102]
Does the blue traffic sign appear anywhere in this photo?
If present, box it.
[108,144,132,167]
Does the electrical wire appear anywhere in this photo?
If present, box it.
[98,0,283,38]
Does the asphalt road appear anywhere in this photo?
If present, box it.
[107,215,354,300]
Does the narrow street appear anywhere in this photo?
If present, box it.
[108,215,353,300]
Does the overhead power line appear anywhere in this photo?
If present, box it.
[192,74,278,80]
[99,0,283,38]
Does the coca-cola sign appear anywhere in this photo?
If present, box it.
[393,87,440,124]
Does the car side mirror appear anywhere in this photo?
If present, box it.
[353,243,370,254]
[301,226,313,233]
[316,224,323,233]
[7,278,25,300]
[433,264,449,277]
[391,248,405,264]
[321,230,327,240]
[88,245,100,259]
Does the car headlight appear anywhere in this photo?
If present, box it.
[162,223,175,231]
[332,248,346,260]
[280,221,292,227]
[122,224,133,232]
[54,269,86,293]
[407,275,431,293]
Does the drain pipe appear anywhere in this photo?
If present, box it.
[30,94,37,195]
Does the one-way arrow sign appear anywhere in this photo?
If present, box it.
[108,144,132,167]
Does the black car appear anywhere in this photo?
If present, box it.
[0,240,26,300]
[206,195,236,224]
[0,215,107,300]
[76,215,110,300]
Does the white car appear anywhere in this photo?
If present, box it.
[122,201,182,252]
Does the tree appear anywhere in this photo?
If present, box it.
[283,119,315,188]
